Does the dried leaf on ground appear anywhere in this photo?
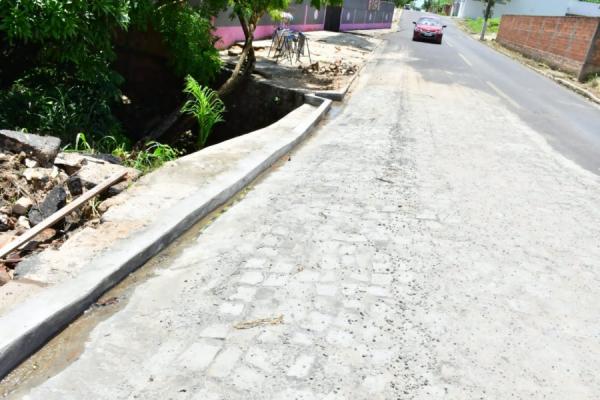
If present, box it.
[233,314,284,329]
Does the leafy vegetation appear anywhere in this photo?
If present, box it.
[62,132,178,174]
[423,0,451,13]
[122,141,180,173]
[181,76,226,149]
[0,0,222,148]
[393,0,412,7]
[465,17,500,35]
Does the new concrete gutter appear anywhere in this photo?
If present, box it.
[0,95,331,379]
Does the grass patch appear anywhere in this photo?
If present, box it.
[464,17,500,35]
[587,74,600,89]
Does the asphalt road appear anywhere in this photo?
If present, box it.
[6,10,600,400]
[405,11,600,175]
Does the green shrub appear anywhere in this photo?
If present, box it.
[123,141,180,173]
[181,75,225,149]
[465,17,500,35]
[0,0,223,147]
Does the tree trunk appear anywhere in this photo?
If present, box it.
[480,18,488,40]
[480,2,493,41]
[218,14,257,97]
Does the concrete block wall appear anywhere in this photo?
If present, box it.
[497,15,600,81]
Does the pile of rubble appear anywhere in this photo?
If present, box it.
[0,130,139,285]
[301,59,359,77]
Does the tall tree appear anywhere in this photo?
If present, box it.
[218,0,343,96]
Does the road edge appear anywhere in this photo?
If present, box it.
[453,19,600,107]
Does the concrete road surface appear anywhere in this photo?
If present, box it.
[9,10,600,400]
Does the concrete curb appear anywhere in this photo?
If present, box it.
[0,96,331,380]
[552,77,600,106]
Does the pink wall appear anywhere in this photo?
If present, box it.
[214,23,324,49]
[340,22,391,31]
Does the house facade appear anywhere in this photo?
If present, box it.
[452,0,600,19]
[213,0,394,48]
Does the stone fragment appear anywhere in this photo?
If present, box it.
[75,162,139,189]
[28,186,67,226]
[0,130,61,166]
[22,167,53,182]
[66,175,83,196]
[53,152,89,174]
[24,158,38,168]
[0,214,10,232]
[17,216,30,229]
[12,197,33,216]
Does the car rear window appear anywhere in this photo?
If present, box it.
[418,18,441,26]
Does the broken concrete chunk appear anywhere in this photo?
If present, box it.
[12,197,33,216]
[22,167,53,182]
[17,216,30,229]
[0,214,10,232]
[24,158,38,168]
[28,186,67,226]
[53,152,91,174]
[66,176,83,196]
[76,163,139,189]
[0,130,60,166]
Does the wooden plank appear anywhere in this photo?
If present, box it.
[0,171,127,260]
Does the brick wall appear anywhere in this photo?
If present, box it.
[497,15,600,81]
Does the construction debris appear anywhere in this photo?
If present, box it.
[301,59,358,77]
[233,314,284,330]
[0,133,140,286]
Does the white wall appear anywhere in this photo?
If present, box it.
[566,1,600,17]
[457,0,571,19]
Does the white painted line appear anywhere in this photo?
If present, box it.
[486,81,521,109]
[458,52,472,67]
[446,41,454,48]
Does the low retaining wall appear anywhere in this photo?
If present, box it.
[497,15,600,81]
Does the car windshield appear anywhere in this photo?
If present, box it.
[417,18,441,26]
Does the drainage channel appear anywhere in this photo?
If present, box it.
[0,111,334,399]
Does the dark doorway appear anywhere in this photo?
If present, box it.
[324,6,342,32]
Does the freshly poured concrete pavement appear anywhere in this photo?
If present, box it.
[11,11,600,399]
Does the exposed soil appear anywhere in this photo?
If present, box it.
[220,30,381,93]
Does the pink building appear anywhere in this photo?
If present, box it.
[213,0,395,48]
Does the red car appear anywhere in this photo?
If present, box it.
[412,17,447,44]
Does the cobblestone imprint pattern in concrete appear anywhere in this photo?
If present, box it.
[19,32,600,400]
